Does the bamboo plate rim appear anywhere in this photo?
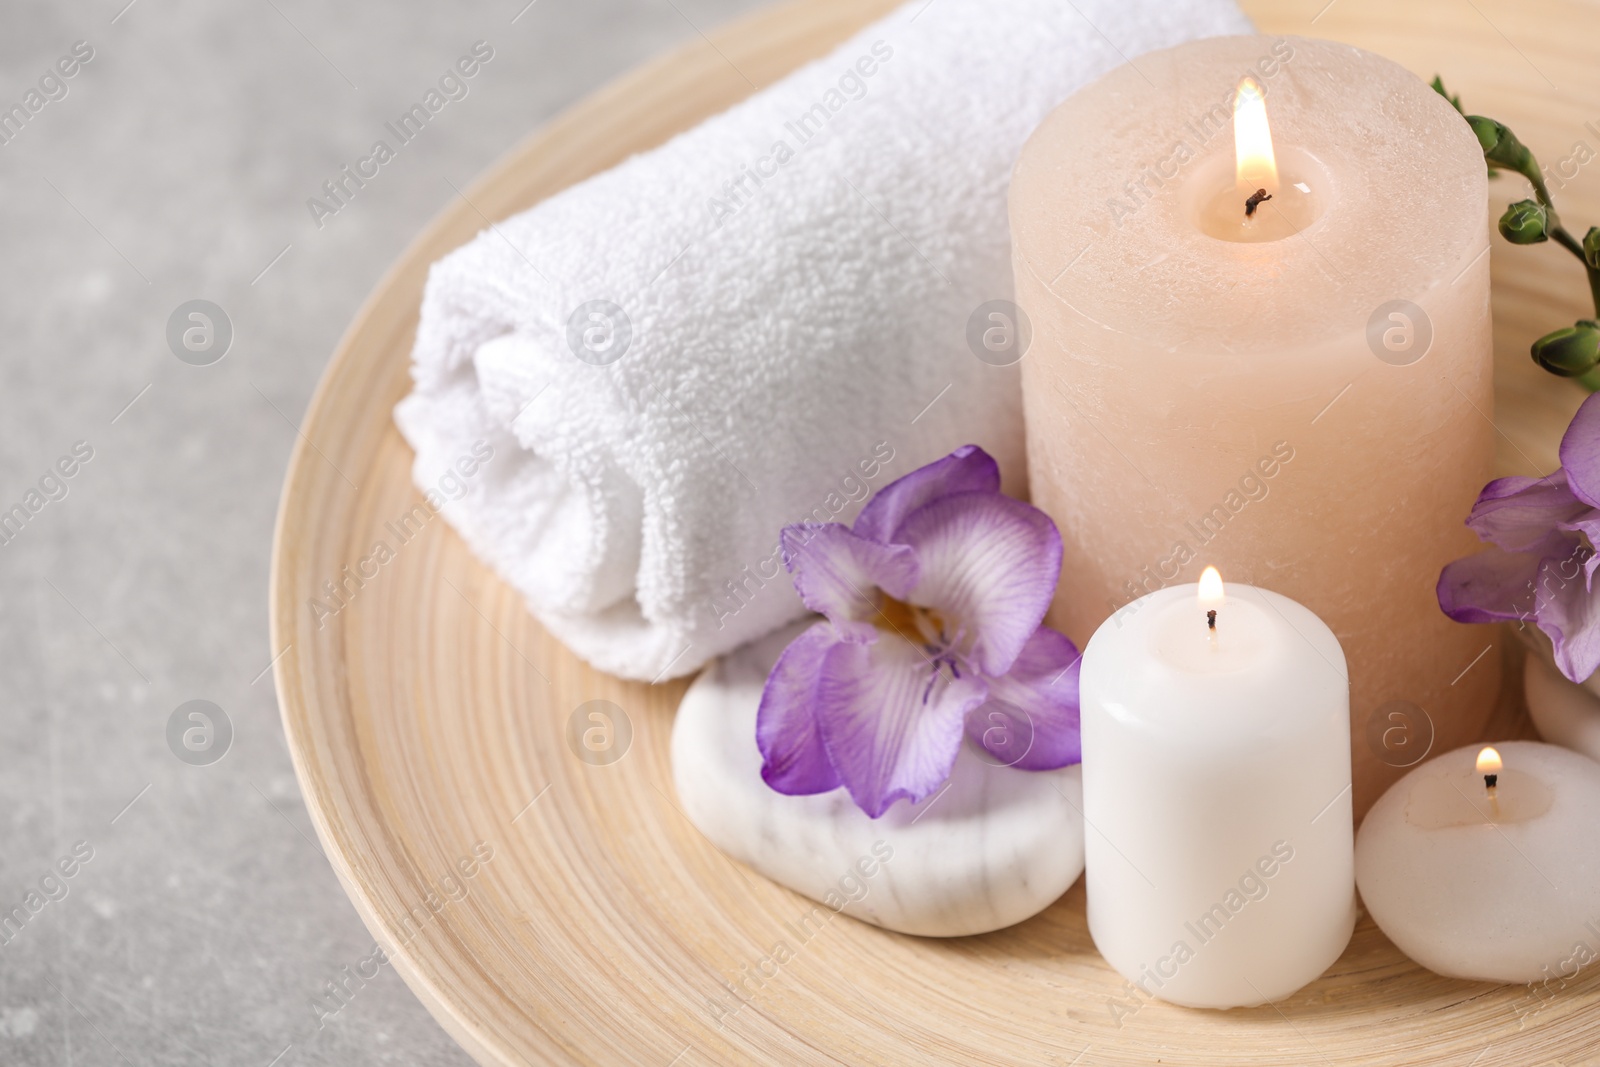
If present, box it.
[270,0,1600,1063]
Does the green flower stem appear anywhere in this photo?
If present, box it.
[1495,158,1581,256]
[1561,225,1600,326]
[1553,226,1587,260]
[1488,150,1600,381]
[1489,148,1600,314]
[1437,81,1600,391]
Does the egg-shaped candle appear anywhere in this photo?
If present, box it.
[1356,740,1600,983]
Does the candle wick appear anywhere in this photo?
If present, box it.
[1206,609,1217,630]
[1244,188,1272,219]
[1484,773,1499,817]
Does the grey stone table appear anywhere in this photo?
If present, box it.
[0,1,762,1063]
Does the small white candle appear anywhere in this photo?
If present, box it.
[1080,570,1355,1009]
[1356,740,1600,983]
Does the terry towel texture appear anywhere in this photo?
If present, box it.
[396,0,1251,681]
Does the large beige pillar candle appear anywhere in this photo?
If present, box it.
[1010,35,1498,816]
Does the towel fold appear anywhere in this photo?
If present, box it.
[396,0,1251,682]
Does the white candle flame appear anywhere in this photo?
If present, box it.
[1476,746,1503,775]
[1198,566,1226,611]
[1234,77,1278,193]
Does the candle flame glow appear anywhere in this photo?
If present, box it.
[1198,566,1225,608]
[1476,746,1503,774]
[1234,77,1278,193]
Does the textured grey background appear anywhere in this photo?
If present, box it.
[0,1,761,1063]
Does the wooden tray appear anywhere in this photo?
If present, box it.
[269,0,1600,1062]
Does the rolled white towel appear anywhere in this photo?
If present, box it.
[396,0,1251,682]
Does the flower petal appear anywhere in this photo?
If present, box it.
[895,490,1063,677]
[852,445,1000,544]
[964,626,1082,770]
[780,523,918,637]
[1559,391,1600,508]
[1536,552,1600,682]
[815,635,988,818]
[757,622,844,795]
[1563,515,1600,590]
[1464,470,1589,555]
[1437,547,1542,624]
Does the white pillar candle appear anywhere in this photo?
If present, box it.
[1011,35,1498,818]
[1080,570,1355,1009]
[1356,740,1600,983]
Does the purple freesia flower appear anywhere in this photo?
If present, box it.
[1439,390,1600,682]
[757,445,1082,818]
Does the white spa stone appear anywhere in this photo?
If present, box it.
[672,621,1085,937]
[1355,741,1600,983]
[1524,648,1600,764]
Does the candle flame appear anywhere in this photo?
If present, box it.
[1234,77,1278,193]
[1198,566,1225,608]
[1476,746,1503,774]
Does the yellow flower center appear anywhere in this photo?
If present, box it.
[874,592,948,649]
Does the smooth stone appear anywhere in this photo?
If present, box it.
[671,620,1085,937]
[1524,648,1600,764]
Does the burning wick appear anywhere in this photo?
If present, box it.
[1233,77,1278,220]
[1477,746,1503,817]
[1198,566,1225,644]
